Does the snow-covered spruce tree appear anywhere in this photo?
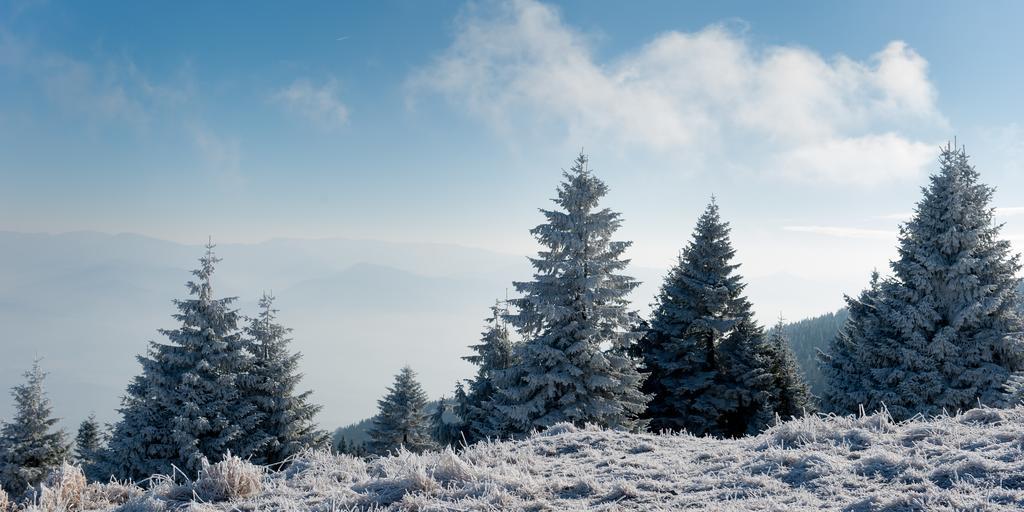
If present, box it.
[494,153,648,435]
[0,361,69,497]
[636,199,774,437]
[766,318,815,421]
[239,293,327,466]
[831,146,1023,420]
[458,301,516,443]
[819,271,888,415]
[367,366,434,455]
[74,414,105,481]
[103,242,258,479]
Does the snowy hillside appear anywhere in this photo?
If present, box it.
[33,406,1024,511]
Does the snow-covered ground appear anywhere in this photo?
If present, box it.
[37,406,1024,511]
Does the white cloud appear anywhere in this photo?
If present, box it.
[783,225,897,239]
[996,207,1024,217]
[273,78,349,128]
[777,134,934,186]
[410,0,947,186]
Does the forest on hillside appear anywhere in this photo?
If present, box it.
[2,146,1024,512]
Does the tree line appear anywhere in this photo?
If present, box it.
[2,144,1022,501]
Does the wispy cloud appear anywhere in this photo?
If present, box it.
[189,123,244,188]
[784,225,897,239]
[0,28,193,127]
[410,0,947,186]
[273,78,349,128]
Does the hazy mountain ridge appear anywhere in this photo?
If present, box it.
[0,230,847,431]
[0,231,536,430]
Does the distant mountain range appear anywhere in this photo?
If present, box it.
[0,231,664,430]
[0,230,882,432]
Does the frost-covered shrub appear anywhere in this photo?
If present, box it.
[191,455,264,502]
[36,462,87,511]
[430,448,474,485]
[83,481,143,509]
[0,487,10,512]
[356,450,438,506]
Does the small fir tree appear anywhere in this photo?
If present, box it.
[459,301,516,443]
[0,361,69,497]
[766,318,815,421]
[74,414,105,481]
[367,366,434,454]
[239,293,328,466]
[819,272,887,415]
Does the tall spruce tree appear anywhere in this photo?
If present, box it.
[494,153,648,435]
[367,366,434,455]
[636,199,773,437]
[75,414,105,481]
[459,301,516,443]
[766,318,815,421]
[0,361,69,497]
[239,293,327,466]
[103,242,257,479]
[823,146,1024,420]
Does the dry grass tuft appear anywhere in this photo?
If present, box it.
[191,454,264,502]
[83,480,144,509]
[36,462,87,511]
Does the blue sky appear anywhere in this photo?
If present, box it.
[2,0,1024,317]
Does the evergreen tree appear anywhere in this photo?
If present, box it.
[367,366,434,454]
[103,242,258,479]
[778,309,850,395]
[459,301,516,443]
[636,199,773,437]
[495,153,648,435]
[766,318,815,421]
[715,318,777,436]
[239,293,327,466]
[96,372,174,482]
[74,414,102,463]
[74,414,105,481]
[430,396,462,448]
[0,361,69,497]
[823,146,1024,420]
[820,272,887,415]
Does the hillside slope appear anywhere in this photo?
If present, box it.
[61,406,1024,511]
